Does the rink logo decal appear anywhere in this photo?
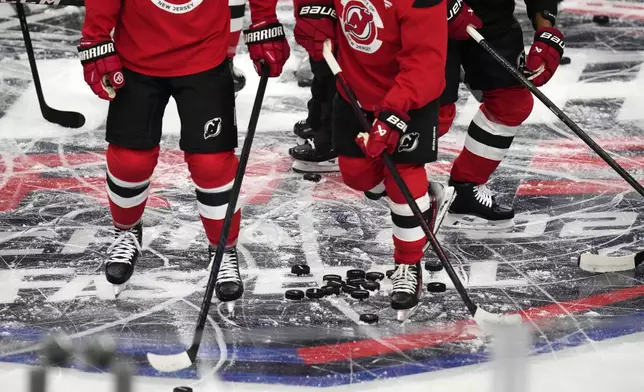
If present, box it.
[204,117,222,139]
[340,0,383,53]
[152,0,203,14]
[398,132,420,153]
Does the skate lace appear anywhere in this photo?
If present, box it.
[106,227,141,264]
[391,264,417,294]
[473,184,494,208]
[217,248,240,283]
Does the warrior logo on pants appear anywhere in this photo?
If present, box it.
[204,118,222,140]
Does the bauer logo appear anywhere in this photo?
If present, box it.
[299,5,337,19]
[152,0,203,14]
[398,132,420,153]
[340,0,383,54]
[204,118,222,140]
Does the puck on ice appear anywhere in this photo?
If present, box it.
[291,264,310,276]
[323,274,342,282]
[327,279,343,288]
[386,269,395,279]
[322,285,340,296]
[303,173,322,182]
[365,271,384,281]
[174,388,193,392]
[306,288,325,299]
[425,261,443,272]
[427,282,447,293]
[359,314,379,324]
[285,289,305,300]
[560,56,571,65]
[346,269,366,280]
[343,284,359,294]
[350,289,370,300]
[593,15,609,25]
[361,281,380,291]
[346,278,365,287]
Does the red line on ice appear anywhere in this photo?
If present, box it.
[296,285,644,365]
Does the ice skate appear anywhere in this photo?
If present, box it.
[429,182,456,235]
[293,118,316,146]
[230,60,246,94]
[444,180,515,230]
[105,222,142,298]
[390,262,422,322]
[209,246,243,312]
[289,141,339,173]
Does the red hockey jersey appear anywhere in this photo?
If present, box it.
[82,0,278,77]
[332,0,447,114]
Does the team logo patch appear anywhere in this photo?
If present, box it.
[204,118,222,140]
[398,132,420,153]
[151,0,203,14]
[340,0,383,54]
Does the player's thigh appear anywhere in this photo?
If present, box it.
[439,39,465,105]
[393,99,440,165]
[171,60,237,153]
[106,68,171,150]
[332,94,372,158]
[463,24,525,91]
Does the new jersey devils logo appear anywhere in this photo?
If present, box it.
[340,0,383,53]
[152,0,203,14]
[398,132,420,153]
[204,118,222,140]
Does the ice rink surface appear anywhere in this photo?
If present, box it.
[0,1,643,391]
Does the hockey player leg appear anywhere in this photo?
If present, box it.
[186,151,243,309]
[446,86,533,229]
[105,144,159,296]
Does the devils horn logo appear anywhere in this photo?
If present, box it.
[398,132,420,153]
[340,0,383,53]
[204,118,222,140]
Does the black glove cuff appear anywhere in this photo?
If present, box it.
[535,29,565,57]
[447,0,463,22]
[379,111,409,133]
[78,41,116,64]
[298,5,336,20]
[244,23,286,44]
[527,0,558,29]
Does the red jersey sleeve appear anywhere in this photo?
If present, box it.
[249,0,279,23]
[381,0,447,115]
[81,0,122,41]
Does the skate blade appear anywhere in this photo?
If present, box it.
[113,283,127,297]
[433,186,456,235]
[226,301,236,316]
[292,159,339,173]
[396,305,419,322]
[443,213,515,231]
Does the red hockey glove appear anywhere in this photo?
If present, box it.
[244,20,290,77]
[356,110,409,158]
[294,4,336,61]
[77,40,125,101]
[447,0,482,40]
[524,27,565,87]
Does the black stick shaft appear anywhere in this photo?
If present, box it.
[334,73,478,315]
[187,66,270,361]
[472,31,644,198]
[15,3,47,115]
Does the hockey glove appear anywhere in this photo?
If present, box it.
[244,20,291,77]
[294,4,336,61]
[356,110,409,158]
[447,0,482,40]
[78,40,125,101]
[524,27,564,87]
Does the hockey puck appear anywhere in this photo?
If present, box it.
[427,282,447,293]
[323,274,342,282]
[560,56,571,65]
[346,269,366,280]
[365,271,384,281]
[361,280,380,291]
[306,288,325,299]
[174,388,193,392]
[343,284,359,294]
[425,261,443,272]
[359,313,379,324]
[593,15,609,25]
[322,285,340,296]
[351,289,370,300]
[327,279,343,288]
[291,264,310,276]
[303,173,322,182]
[386,269,395,279]
[285,289,305,300]
[346,278,365,287]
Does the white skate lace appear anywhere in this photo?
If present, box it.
[106,227,141,265]
[473,184,494,209]
[391,264,417,294]
[217,249,241,283]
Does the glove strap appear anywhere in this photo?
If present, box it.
[534,28,565,57]
[379,111,408,133]
[78,41,117,64]
[447,0,463,22]
[298,5,336,20]
[244,23,286,44]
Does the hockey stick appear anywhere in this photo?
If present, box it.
[15,3,86,128]
[1,0,84,5]
[578,249,644,273]
[322,40,521,328]
[466,25,644,198]
[146,65,270,372]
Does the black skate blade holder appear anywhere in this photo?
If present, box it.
[322,40,521,328]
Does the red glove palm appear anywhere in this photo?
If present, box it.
[524,27,565,87]
[294,4,336,61]
[356,110,409,158]
[447,0,482,40]
[244,20,291,77]
[78,40,125,101]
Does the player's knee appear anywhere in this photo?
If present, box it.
[384,164,428,204]
[106,144,159,183]
[185,151,238,189]
[338,155,383,191]
[482,87,533,126]
[438,103,456,138]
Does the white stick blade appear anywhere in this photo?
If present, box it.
[147,351,193,372]
[578,252,635,273]
[474,307,522,332]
